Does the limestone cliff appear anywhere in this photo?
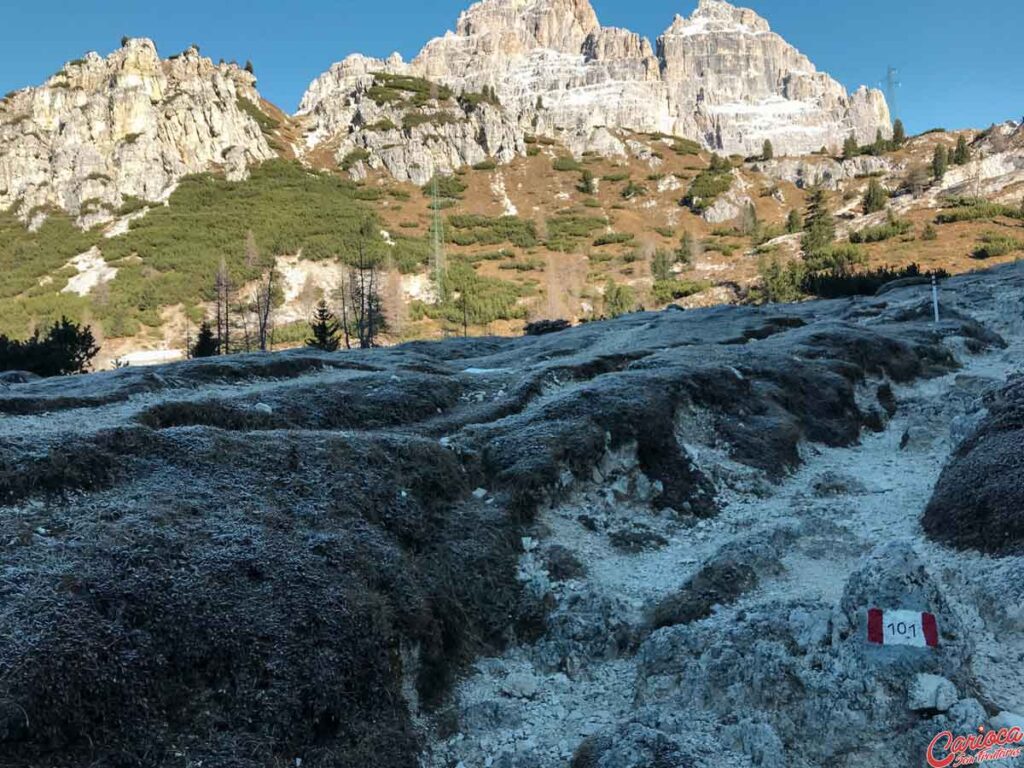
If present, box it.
[300,0,892,174]
[0,39,276,225]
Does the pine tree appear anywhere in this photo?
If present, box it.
[306,300,341,351]
[651,249,674,282]
[862,178,888,214]
[921,223,938,241]
[762,139,774,161]
[872,129,888,155]
[191,322,219,358]
[603,279,637,318]
[842,135,859,160]
[932,144,949,180]
[786,208,802,234]
[892,119,906,146]
[953,135,970,165]
[801,186,835,260]
[244,60,255,75]
[677,230,696,265]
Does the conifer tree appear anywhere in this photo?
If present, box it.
[786,208,802,234]
[762,139,774,161]
[872,129,887,155]
[801,186,835,259]
[842,135,859,160]
[862,178,888,214]
[191,322,219,358]
[932,144,949,180]
[892,119,906,146]
[953,135,970,165]
[677,230,696,265]
[306,300,341,351]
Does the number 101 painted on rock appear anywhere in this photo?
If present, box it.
[867,608,939,648]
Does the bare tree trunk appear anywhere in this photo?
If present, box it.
[253,269,276,352]
[215,258,233,355]
[331,270,352,350]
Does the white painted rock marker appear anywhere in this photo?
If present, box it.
[867,609,939,648]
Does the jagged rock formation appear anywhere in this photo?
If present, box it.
[298,56,523,186]
[0,39,275,225]
[299,0,891,178]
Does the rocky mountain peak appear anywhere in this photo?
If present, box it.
[0,38,274,225]
[453,0,600,52]
[299,0,891,176]
[688,0,771,33]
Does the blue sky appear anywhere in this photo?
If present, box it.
[1,0,1020,133]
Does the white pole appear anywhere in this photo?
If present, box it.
[931,275,940,323]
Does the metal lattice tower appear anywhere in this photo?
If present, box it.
[430,174,447,303]
[883,66,901,121]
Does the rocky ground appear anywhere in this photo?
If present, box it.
[0,263,1022,767]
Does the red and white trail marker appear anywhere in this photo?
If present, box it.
[867,609,939,648]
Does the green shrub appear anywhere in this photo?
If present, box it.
[446,214,538,248]
[755,256,807,304]
[368,72,452,106]
[936,203,1022,224]
[652,279,709,304]
[499,258,544,271]
[603,279,637,318]
[472,159,497,171]
[0,316,99,376]
[422,174,467,201]
[972,232,1024,260]
[236,97,279,134]
[803,244,867,273]
[546,215,607,252]
[601,172,629,183]
[682,158,733,213]
[341,148,371,170]
[401,111,456,130]
[849,217,913,243]
[670,138,702,156]
[621,181,648,200]
[553,156,583,172]
[416,260,527,325]
[592,232,634,247]
[364,118,398,132]
[801,264,949,298]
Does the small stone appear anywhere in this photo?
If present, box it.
[472,487,488,499]
[908,674,958,712]
[253,403,273,415]
[500,672,539,699]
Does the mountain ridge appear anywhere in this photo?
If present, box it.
[297,0,890,184]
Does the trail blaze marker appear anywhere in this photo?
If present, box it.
[867,608,939,648]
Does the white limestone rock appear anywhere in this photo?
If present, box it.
[0,39,276,222]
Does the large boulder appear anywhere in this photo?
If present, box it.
[923,375,1024,555]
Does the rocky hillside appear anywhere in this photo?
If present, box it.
[0,39,276,227]
[0,261,1021,767]
[298,0,890,181]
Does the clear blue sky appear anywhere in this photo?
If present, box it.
[1,0,1020,133]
